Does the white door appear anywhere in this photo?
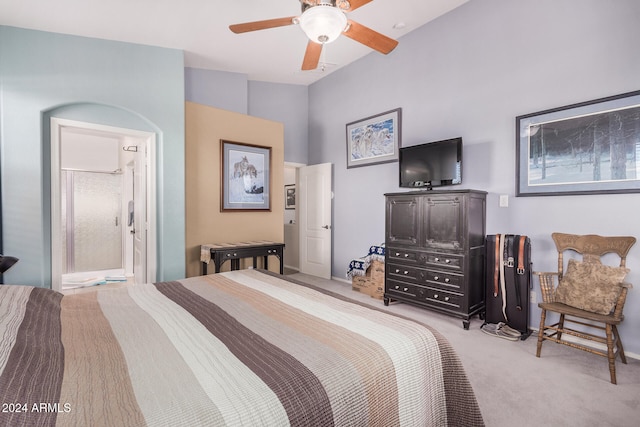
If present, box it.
[298,163,332,278]
[132,145,147,284]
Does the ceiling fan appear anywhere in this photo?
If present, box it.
[229,0,399,71]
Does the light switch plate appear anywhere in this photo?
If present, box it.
[499,194,509,207]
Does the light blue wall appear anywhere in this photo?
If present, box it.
[308,0,640,352]
[0,26,186,286]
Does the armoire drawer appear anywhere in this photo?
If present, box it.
[417,252,463,271]
[386,280,418,297]
[387,248,418,263]
[386,280,462,310]
[419,287,462,309]
[417,269,463,291]
[387,263,419,281]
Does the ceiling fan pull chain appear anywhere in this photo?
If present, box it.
[320,43,327,72]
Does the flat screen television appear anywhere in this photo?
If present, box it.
[399,137,462,189]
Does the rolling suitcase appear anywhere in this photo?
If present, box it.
[484,234,532,339]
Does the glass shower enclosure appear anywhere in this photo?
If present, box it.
[61,170,123,278]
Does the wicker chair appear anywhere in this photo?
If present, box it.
[535,232,636,384]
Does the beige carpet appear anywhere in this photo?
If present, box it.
[290,272,640,427]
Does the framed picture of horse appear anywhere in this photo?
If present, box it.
[220,140,271,211]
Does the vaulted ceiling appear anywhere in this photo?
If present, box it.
[0,0,468,85]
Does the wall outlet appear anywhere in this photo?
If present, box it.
[530,290,537,304]
[499,194,509,207]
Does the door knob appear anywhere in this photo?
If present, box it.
[322,225,331,229]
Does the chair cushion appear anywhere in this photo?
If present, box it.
[554,259,629,315]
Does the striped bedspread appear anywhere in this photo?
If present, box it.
[0,270,483,426]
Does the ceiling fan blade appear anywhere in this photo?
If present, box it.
[342,0,374,12]
[302,41,323,70]
[343,20,398,54]
[229,16,297,34]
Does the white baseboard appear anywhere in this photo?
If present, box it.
[530,327,640,361]
[327,273,640,361]
[331,275,351,284]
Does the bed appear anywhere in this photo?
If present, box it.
[0,269,484,426]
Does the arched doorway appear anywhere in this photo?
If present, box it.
[49,116,156,291]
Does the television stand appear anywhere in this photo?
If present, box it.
[383,189,487,329]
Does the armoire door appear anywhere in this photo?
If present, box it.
[386,195,421,247]
[422,194,465,250]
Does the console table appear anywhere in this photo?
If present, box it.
[201,241,285,275]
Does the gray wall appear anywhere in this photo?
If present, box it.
[185,68,248,115]
[248,81,309,164]
[184,69,309,165]
[0,26,186,286]
[308,0,640,353]
[5,0,637,352]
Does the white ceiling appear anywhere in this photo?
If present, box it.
[0,0,468,86]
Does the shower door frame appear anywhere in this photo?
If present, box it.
[62,169,124,275]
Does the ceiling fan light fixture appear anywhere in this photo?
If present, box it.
[299,6,347,44]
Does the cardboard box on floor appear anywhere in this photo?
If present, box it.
[352,260,384,300]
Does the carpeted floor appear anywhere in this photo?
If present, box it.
[290,272,640,427]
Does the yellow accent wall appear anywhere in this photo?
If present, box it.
[185,102,284,277]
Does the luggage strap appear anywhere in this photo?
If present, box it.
[494,234,528,318]
[499,234,508,321]
[512,235,523,311]
[517,236,526,275]
[493,234,500,297]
